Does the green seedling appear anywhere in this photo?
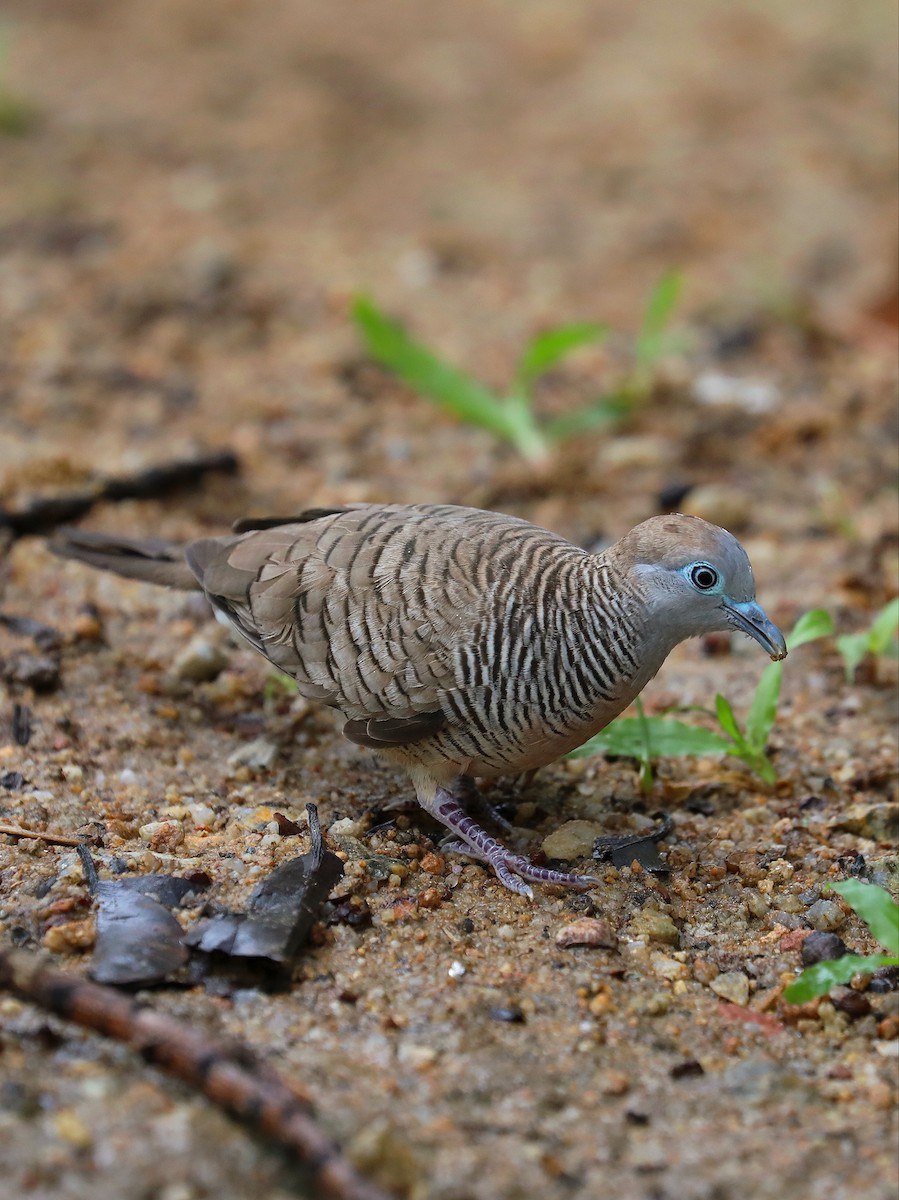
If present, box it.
[570,608,834,787]
[836,597,899,682]
[631,269,683,395]
[783,881,899,1003]
[712,606,833,782]
[569,696,729,793]
[352,272,681,464]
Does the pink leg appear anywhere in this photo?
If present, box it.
[424,786,597,898]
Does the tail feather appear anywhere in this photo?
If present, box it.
[49,529,201,590]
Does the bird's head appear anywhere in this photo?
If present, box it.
[608,514,787,660]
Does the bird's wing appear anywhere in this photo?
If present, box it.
[185,505,530,744]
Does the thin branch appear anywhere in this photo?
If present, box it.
[0,945,394,1200]
[0,824,87,847]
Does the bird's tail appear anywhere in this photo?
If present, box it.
[49,529,201,590]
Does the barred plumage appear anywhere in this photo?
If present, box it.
[51,503,786,896]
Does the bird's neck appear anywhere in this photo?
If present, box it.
[573,554,679,694]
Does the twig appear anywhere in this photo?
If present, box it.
[0,945,395,1200]
[0,824,86,847]
[0,450,240,540]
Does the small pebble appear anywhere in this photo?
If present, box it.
[831,803,899,843]
[396,1043,438,1069]
[670,1059,704,1079]
[830,987,872,1018]
[139,820,185,851]
[555,917,617,950]
[745,891,770,919]
[801,931,848,966]
[805,899,845,932]
[541,820,605,860]
[490,1004,526,1023]
[417,888,442,909]
[54,1108,93,1150]
[172,636,228,683]
[692,370,779,413]
[419,852,446,875]
[72,610,104,642]
[628,908,679,946]
[710,971,751,1006]
[42,919,96,954]
[227,737,280,770]
[187,803,217,829]
[596,1069,630,1096]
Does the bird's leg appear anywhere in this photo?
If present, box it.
[453,774,514,834]
[425,785,597,898]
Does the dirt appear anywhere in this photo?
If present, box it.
[0,3,897,1199]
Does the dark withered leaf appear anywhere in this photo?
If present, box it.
[185,805,343,967]
[84,849,210,987]
[89,881,189,987]
[272,811,305,837]
[593,812,674,874]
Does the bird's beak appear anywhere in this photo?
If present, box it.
[724,600,788,661]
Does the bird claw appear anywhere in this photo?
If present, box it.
[429,788,596,896]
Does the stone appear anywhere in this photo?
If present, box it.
[542,820,606,860]
[710,971,751,1006]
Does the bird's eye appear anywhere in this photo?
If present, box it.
[689,563,720,591]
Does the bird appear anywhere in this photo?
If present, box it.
[50,504,787,897]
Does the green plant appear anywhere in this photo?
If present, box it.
[571,696,729,793]
[631,269,683,395]
[783,881,899,1003]
[352,272,681,464]
[836,597,899,682]
[570,608,834,786]
[712,607,833,781]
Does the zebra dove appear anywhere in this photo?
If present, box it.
[51,505,786,896]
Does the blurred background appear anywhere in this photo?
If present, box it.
[0,1,896,547]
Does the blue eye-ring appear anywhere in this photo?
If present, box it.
[689,562,720,591]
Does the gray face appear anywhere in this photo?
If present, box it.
[619,515,787,660]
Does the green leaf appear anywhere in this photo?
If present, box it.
[745,661,783,751]
[714,694,743,744]
[786,607,834,651]
[746,609,833,751]
[353,296,523,444]
[516,322,607,386]
[635,270,682,368]
[836,632,869,682]
[570,716,731,761]
[868,596,899,656]
[830,880,899,955]
[783,953,899,1003]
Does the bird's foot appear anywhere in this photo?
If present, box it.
[428,787,597,898]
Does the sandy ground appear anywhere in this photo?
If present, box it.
[0,3,897,1198]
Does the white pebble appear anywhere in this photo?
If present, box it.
[692,371,779,414]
